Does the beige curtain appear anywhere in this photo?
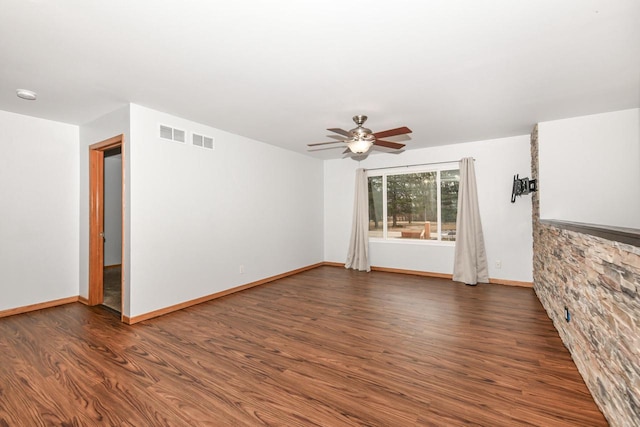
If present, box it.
[345,168,371,272]
[453,157,489,285]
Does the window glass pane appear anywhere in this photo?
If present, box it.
[367,168,459,243]
[368,176,383,238]
[387,172,437,240]
[441,169,459,241]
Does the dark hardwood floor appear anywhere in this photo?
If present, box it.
[0,266,607,426]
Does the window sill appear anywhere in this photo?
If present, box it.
[369,237,456,247]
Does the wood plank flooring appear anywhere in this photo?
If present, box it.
[0,266,607,426]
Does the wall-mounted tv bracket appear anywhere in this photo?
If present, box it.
[511,174,538,203]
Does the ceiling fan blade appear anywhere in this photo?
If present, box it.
[342,148,351,154]
[327,128,351,137]
[307,140,346,147]
[374,140,405,150]
[372,126,412,139]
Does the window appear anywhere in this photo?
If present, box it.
[368,165,459,242]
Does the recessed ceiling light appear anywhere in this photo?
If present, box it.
[16,89,37,100]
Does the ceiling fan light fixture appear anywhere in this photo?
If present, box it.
[347,137,374,154]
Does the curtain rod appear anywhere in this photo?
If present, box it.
[364,158,474,172]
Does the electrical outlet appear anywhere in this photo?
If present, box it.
[239,265,244,274]
[564,306,571,322]
[495,260,502,269]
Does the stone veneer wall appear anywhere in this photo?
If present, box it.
[531,125,640,426]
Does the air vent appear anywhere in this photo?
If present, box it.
[160,125,173,140]
[159,124,186,143]
[174,129,185,143]
[192,133,215,150]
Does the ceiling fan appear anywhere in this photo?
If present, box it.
[308,115,412,154]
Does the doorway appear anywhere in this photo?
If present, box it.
[89,135,125,318]
[102,146,122,311]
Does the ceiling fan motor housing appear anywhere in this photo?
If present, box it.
[350,115,374,140]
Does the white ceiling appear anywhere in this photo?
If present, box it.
[1,0,639,159]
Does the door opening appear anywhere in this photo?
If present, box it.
[89,135,125,319]
[102,146,122,312]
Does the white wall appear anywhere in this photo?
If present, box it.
[104,155,122,266]
[79,105,130,314]
[0,110,79,311]
[324,135,533,283]
[128,104,324,317]
[538,108,640,228]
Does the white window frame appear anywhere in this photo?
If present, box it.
[367,163,459,245]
